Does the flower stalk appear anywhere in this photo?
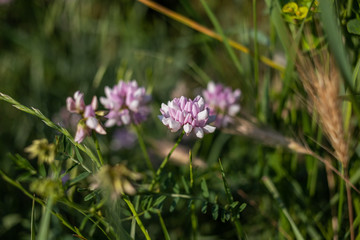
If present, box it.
[133,124,155,175]
[149,131,185,191]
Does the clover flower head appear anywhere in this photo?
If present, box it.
[66,91,106,143]
[159,95,216,138]
[202,82,241,128]
[100,80,151,127]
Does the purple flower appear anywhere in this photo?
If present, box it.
[66,92,106,143]
[100,80,151,127]
[159,96,216,138]
[202,82,241,127]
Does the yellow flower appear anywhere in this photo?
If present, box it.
[295,6,308,19]
[282,2,298,13]
[25,139,56,164]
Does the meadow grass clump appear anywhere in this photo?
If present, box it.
[1,0,360,239]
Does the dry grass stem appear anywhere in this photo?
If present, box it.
[223,116,360,194]
[223,116,311,155]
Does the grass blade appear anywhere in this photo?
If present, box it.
[262,176,305,240]
[0,92,100,169]
[31,195,36,240]
[137,0,285,72]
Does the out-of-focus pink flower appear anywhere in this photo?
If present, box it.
[202,82,241,127]
[159,96,216,138]
[100,80,151,127]
[111,128,137,151]
[66,92,106,143]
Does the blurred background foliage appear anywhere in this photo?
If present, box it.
[1,0,360,239]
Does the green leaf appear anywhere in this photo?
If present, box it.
[9,154,36,174]
[170,197,180,212]
[201,201,208,214]
[144,211,152,219]
[16,172,35,182]
[220,209,230,223]
[239,203,247,212]
[230,201,240,209]
[347,19,360,35]
[84,191,97,201]
[74,147,84,164]
[201,178,209,198]
[154,195,167,209]
[211,204,219,220]
[68,172,90,186]
[38,164,46,177]
[181,176,190,194]
[146,196,154,210]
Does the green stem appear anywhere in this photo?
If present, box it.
[38,196,54,240]
[92,132,104,166]
[190,202,198,240]
[263,176,304,240]
[189,150,197,240]
[219,159,243,239]
[133,124,155,175]
[123,195,151,240]
[253,0,259,89]
[234,221,243,240]
[149,131,185,191]
[345,167,354,240]
[157,211,170,240]
[338,165,345,235]
[346,0,353,17]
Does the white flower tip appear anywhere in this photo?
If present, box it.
[183,123,193,135]
[203,125,216,133]
[197,109,208,121]
[228,105,240,116]
[91,96,98,110]
[95,124,107,135]
[86,117,98,129]
[194,127,204,138]
[208,82,216,92]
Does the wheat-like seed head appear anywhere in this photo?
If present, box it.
[297,51,348,166]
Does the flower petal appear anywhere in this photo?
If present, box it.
[66,97,76,112]
[86,117,98,129]
[183,123,193,135]
[197,109,208,121]
[194,127,204,138]
[95,124,106,135]
[91,96,98,110]
[203,125,216,133]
